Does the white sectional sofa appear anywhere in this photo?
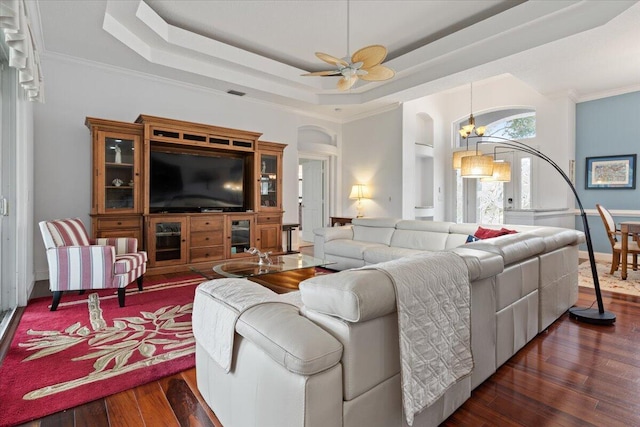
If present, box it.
[193,218,584,426]
[314,218,582,332]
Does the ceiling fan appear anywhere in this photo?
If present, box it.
[302,45,395,91]
[301,0,394,91]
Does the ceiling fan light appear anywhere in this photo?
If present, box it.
[461,154,494,178]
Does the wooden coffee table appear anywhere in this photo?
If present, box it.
[191,254,333,294]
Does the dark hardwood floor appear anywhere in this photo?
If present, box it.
[9,260,640,426]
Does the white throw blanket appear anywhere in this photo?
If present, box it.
[364,252,473,426]
[192,278,301,373]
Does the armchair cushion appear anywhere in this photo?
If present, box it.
[94,237,139,254]
[42,218,91,248]
[114,252,148,275]
[46,245,115,291]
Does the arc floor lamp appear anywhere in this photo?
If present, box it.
[458,135,615,325]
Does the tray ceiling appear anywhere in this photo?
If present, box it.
[34,0,640,119]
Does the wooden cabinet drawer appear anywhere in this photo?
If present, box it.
[190,247,224,263]
[190,216,224,232]
[257,214,281,224]
[190,230,224,247]
[97,229,141,240]
[97,217,141,229]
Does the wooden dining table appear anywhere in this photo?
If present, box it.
[620,221,640,280]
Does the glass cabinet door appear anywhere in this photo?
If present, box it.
[97,131,141,214]
[149,218,187,266]
[228,216,254,257]
[259,153,279,210]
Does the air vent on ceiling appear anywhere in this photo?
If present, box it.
[227,90,246,97]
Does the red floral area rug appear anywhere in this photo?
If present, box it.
[578,260,640,297]
[0,274,206,427]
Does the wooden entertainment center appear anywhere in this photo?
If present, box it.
[85,115,285,274]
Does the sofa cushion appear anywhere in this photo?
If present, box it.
[391,229,449,251]
[351,218,399,245]
[352,226,395,245]
[528,228,583,252]
[363,246,422,265]
[395,220,454,233]
[351,217,401,228]
[324,240,387,260]
[450,247,504,282]
[236,302,343,375]
[313,225,353,242]
[299,270,397,323]
[466,233,546,266]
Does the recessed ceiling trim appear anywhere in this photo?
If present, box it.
[101,0,637,111]
[135,0,311,85]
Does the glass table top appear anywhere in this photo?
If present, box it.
[191,253,333,280]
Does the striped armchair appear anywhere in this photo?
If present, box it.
[39,218,148,311]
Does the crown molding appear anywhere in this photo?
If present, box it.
[576,84,640,103]
[40,51,354,124]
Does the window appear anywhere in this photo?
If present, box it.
[520,157,531,209]
[483,112,536,140]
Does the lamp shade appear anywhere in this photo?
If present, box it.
[461,155,494,178]
[452,149,477,169]
[349,184,370,199]
[480,161,512,182]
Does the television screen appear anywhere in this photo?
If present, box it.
[149,151,245,212]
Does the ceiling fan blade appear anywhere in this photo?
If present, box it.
[359,65,395,81]
[351,45,387,69]
[337,75,358,91]
[301,70,342,76]
[315,52,349,68]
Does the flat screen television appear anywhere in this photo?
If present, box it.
[149,150,245,213]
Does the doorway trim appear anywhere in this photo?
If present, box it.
[298,153,333,243]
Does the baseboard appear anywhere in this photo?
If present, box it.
[0,307,23,366]
[579,250,613,264]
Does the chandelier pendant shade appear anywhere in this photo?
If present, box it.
[480,160,512,182]
[460,154,494,178]
[452,149,477,169]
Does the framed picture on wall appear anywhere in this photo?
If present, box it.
[585,154,637,189]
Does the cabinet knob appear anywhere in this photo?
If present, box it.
[117,222,122,225]
[181,239,186,242]
[205,222,210,225]
[205,237,209,241]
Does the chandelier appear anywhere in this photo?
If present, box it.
[459,82,486,139]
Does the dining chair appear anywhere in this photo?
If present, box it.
[596,204,640,274]
[39,218,148,311]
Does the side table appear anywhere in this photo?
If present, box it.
[282,223,300,254]
[330,216,354,226]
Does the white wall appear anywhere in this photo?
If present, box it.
[342,107,403,218]
[32,56,341,278]
[404,75,576,222]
